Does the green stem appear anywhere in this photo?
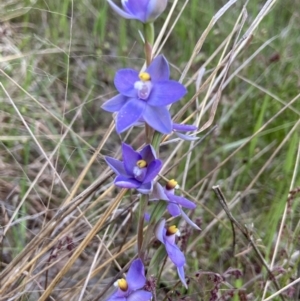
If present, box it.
[152,131,162,153]
[137,193,148,260]
[140,201,166,261]
[145,123,153,144]
[143,22,154,65]
[143,22,155,144]
[157,255,168,287]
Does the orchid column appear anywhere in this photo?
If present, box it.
[102,1,199,299]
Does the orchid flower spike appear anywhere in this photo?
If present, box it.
[105,143,162,194]
[106,259,152,301]
[150,181,201,230]
[107,0,168,23]
[102,55,187,134]
[155,219,187,288]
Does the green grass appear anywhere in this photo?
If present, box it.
[1,0,300,300]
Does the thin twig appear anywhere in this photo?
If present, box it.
[212,185,286,301]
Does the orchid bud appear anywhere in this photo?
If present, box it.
[107,0,168,23]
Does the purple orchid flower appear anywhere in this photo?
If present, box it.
[150,181,201,230]
[106,258,152,301]
[107,0,168,23]
[105,143,162,194]
[102,55,187,134]
[155,219,187,288]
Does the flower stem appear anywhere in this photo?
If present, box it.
[138,22,158,261]
[140,201,166,261]
[143,22,155,144]
[145,123,154,144]
[143,22,154,65]
[151,131,162,153]
[137,193,148,260]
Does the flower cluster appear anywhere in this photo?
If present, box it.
[103,1,200,299]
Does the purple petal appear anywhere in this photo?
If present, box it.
[166,192,196,209]
[144,212,151,222]
[115,175,141,188]
[143,105,172,134]
[146,55,170,81]
[128,290,152,301]
[134,167,147,182]
[172,123,197,132]
[127,259,146,291]
[105,156,126,175]
[146,0,168,22]
[122,143,141,176]
[180,208,201,230]
[137,181,153,194]
[155,219,166,243]
[177,266,188,289]
[173,123,198,141]
[167,203,181,216]
[106,293,127,301]
[175,132,199,141]
[107,0,135,20]
[164,232,176,245]
[122,0,148,22]
[116,98,146,133]
[149,183,169,201]
[143,159,162,183]
[102,94,127,112]
[147,81,187,107]
[114,69,139,97]
[139,144,157,162]
[121,0,131,13]
[165,241,186,267]
[106,287,127,300]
